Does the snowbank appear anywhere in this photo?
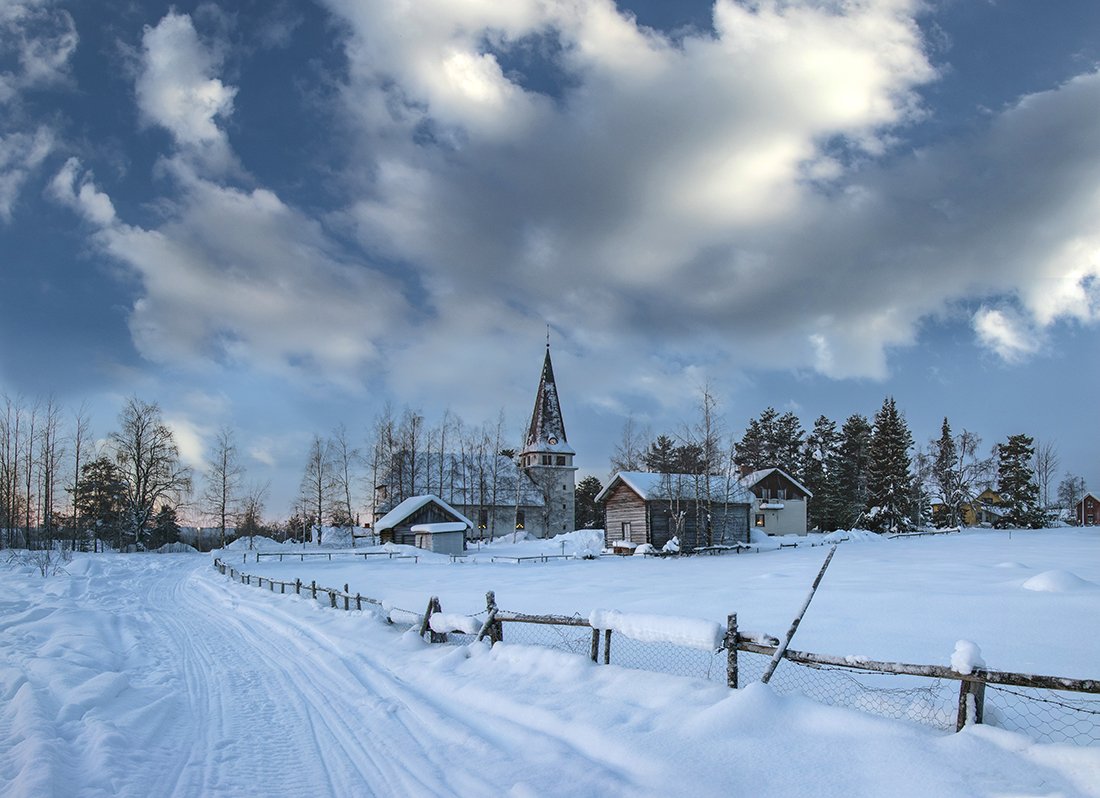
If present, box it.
[1022,570,1098,593]
[429,612,482,635]
[588,609,724,651]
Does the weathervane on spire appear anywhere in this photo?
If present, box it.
[546,323,551,350]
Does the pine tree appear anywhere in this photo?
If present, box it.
[574,475,604,529]
[931,417,959,527]
[835,413,872,529]
[866,397,913,534]
[802,415,841,531]
[996,434,1043,528]
[643,435,679,473]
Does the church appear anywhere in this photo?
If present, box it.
[371,345,578,541]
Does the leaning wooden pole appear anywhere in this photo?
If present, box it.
[761,544,838,685]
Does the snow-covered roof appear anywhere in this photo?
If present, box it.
[597,472,752,504]
[736,467,813,499]
[374,494,473,532]
[410,522,468,534]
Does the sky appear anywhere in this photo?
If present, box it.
[1,0,1097,519]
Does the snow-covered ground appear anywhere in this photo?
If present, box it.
[2,529,1100,797]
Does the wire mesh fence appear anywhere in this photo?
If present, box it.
[212,559,1099,747]
[984,684,1100,745]
[737,648,959,732]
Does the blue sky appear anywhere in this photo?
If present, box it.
[1,0,1097,518]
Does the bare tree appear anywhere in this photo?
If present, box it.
[330,423,361,527]
[238,481,269,549]
[1032,440,1059,512]
[1,395,26,547]
[111,397,193,549]
[300,435,334,545]
[609,415,649,477]
[202,426,244,549]
[68,405,93,552]
[37,397,65,548]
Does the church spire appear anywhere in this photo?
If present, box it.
[522,344,573,456]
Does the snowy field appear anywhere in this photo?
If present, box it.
[2,529,1100,797]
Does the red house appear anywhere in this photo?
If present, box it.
[1076,493,1098,526]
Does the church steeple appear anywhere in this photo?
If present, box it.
[522,344,574,457]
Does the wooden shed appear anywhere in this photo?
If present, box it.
[597,472,751,551]
[374,495,473,548]
[411,522,467,556]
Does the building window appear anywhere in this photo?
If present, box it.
[777,488,787,500]
[478,508,488,529]
[515,510,525,530]
[541,455,551,465]
[556,455,565,465]
[622,521,631,539]
[761,488,771,500]
[755,513,766,527]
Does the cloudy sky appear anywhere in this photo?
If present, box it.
[1,0,1097,517]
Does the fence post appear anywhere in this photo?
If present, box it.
[311,580,317,600]
[727,614,738,689]
[603,629,612,665]
[295,578,301,596]
[344,584,350,611]
[329,589,337,609]
[590,627,599,662]
[956,679,986,731]
[356,593,362,611]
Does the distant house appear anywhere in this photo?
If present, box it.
[737,468,812,536]
[374,495,472,549]
[930,488,1004,527]
[1075,493,1098,526]
[411,522,468,556]
[596,471,751,551]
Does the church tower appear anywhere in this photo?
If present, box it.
[520,343,577,536]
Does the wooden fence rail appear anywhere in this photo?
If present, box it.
[211,558,1098,739]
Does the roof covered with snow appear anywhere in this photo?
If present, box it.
[374,494,473,532]
[736,467,813,499]
[410,522,468,534]
[597,471,752,504]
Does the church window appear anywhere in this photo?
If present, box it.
[478,509,488,529]
[556,456,565,466]
[515,510,525,530]
[542,455,551,465]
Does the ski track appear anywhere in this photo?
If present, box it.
[4,556,644,797]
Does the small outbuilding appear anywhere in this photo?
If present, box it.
[374,494,473,550]
[411,522,468,556]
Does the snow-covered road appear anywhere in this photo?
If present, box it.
[3,550,1100,797]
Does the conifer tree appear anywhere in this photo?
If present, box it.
[866,397,913,534]
[996,434,1043,528]
[932,417,959,527]
[835,413,872,529]
[802,415,841,531]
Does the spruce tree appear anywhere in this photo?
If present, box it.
[835,413,872,529]
[996,434,1043,528]
[866,397,914,534]
[803,415,841,531]
[932,417,960,527]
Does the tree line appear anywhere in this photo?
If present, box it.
[607,393,1088,534]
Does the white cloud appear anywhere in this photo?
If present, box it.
[0,127,52,220]
[314,1,1100,394]
[49,157,409,386]
[135,12,237,170]
[972,307,1041,363]
[0,2,78,101]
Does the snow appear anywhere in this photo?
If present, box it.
[429,612,482,635]
[589,609,724,651]
[951,640,986,675]
[1022,569,1099,593]
[1,528,1099,797]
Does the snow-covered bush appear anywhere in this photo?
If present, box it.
[661,537,680,553]
[572,529,605,559]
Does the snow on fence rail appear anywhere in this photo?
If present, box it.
[210,558,1100,746]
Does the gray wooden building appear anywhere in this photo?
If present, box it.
[597,472,751,551]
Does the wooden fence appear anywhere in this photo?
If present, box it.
[210,558,1099,743]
